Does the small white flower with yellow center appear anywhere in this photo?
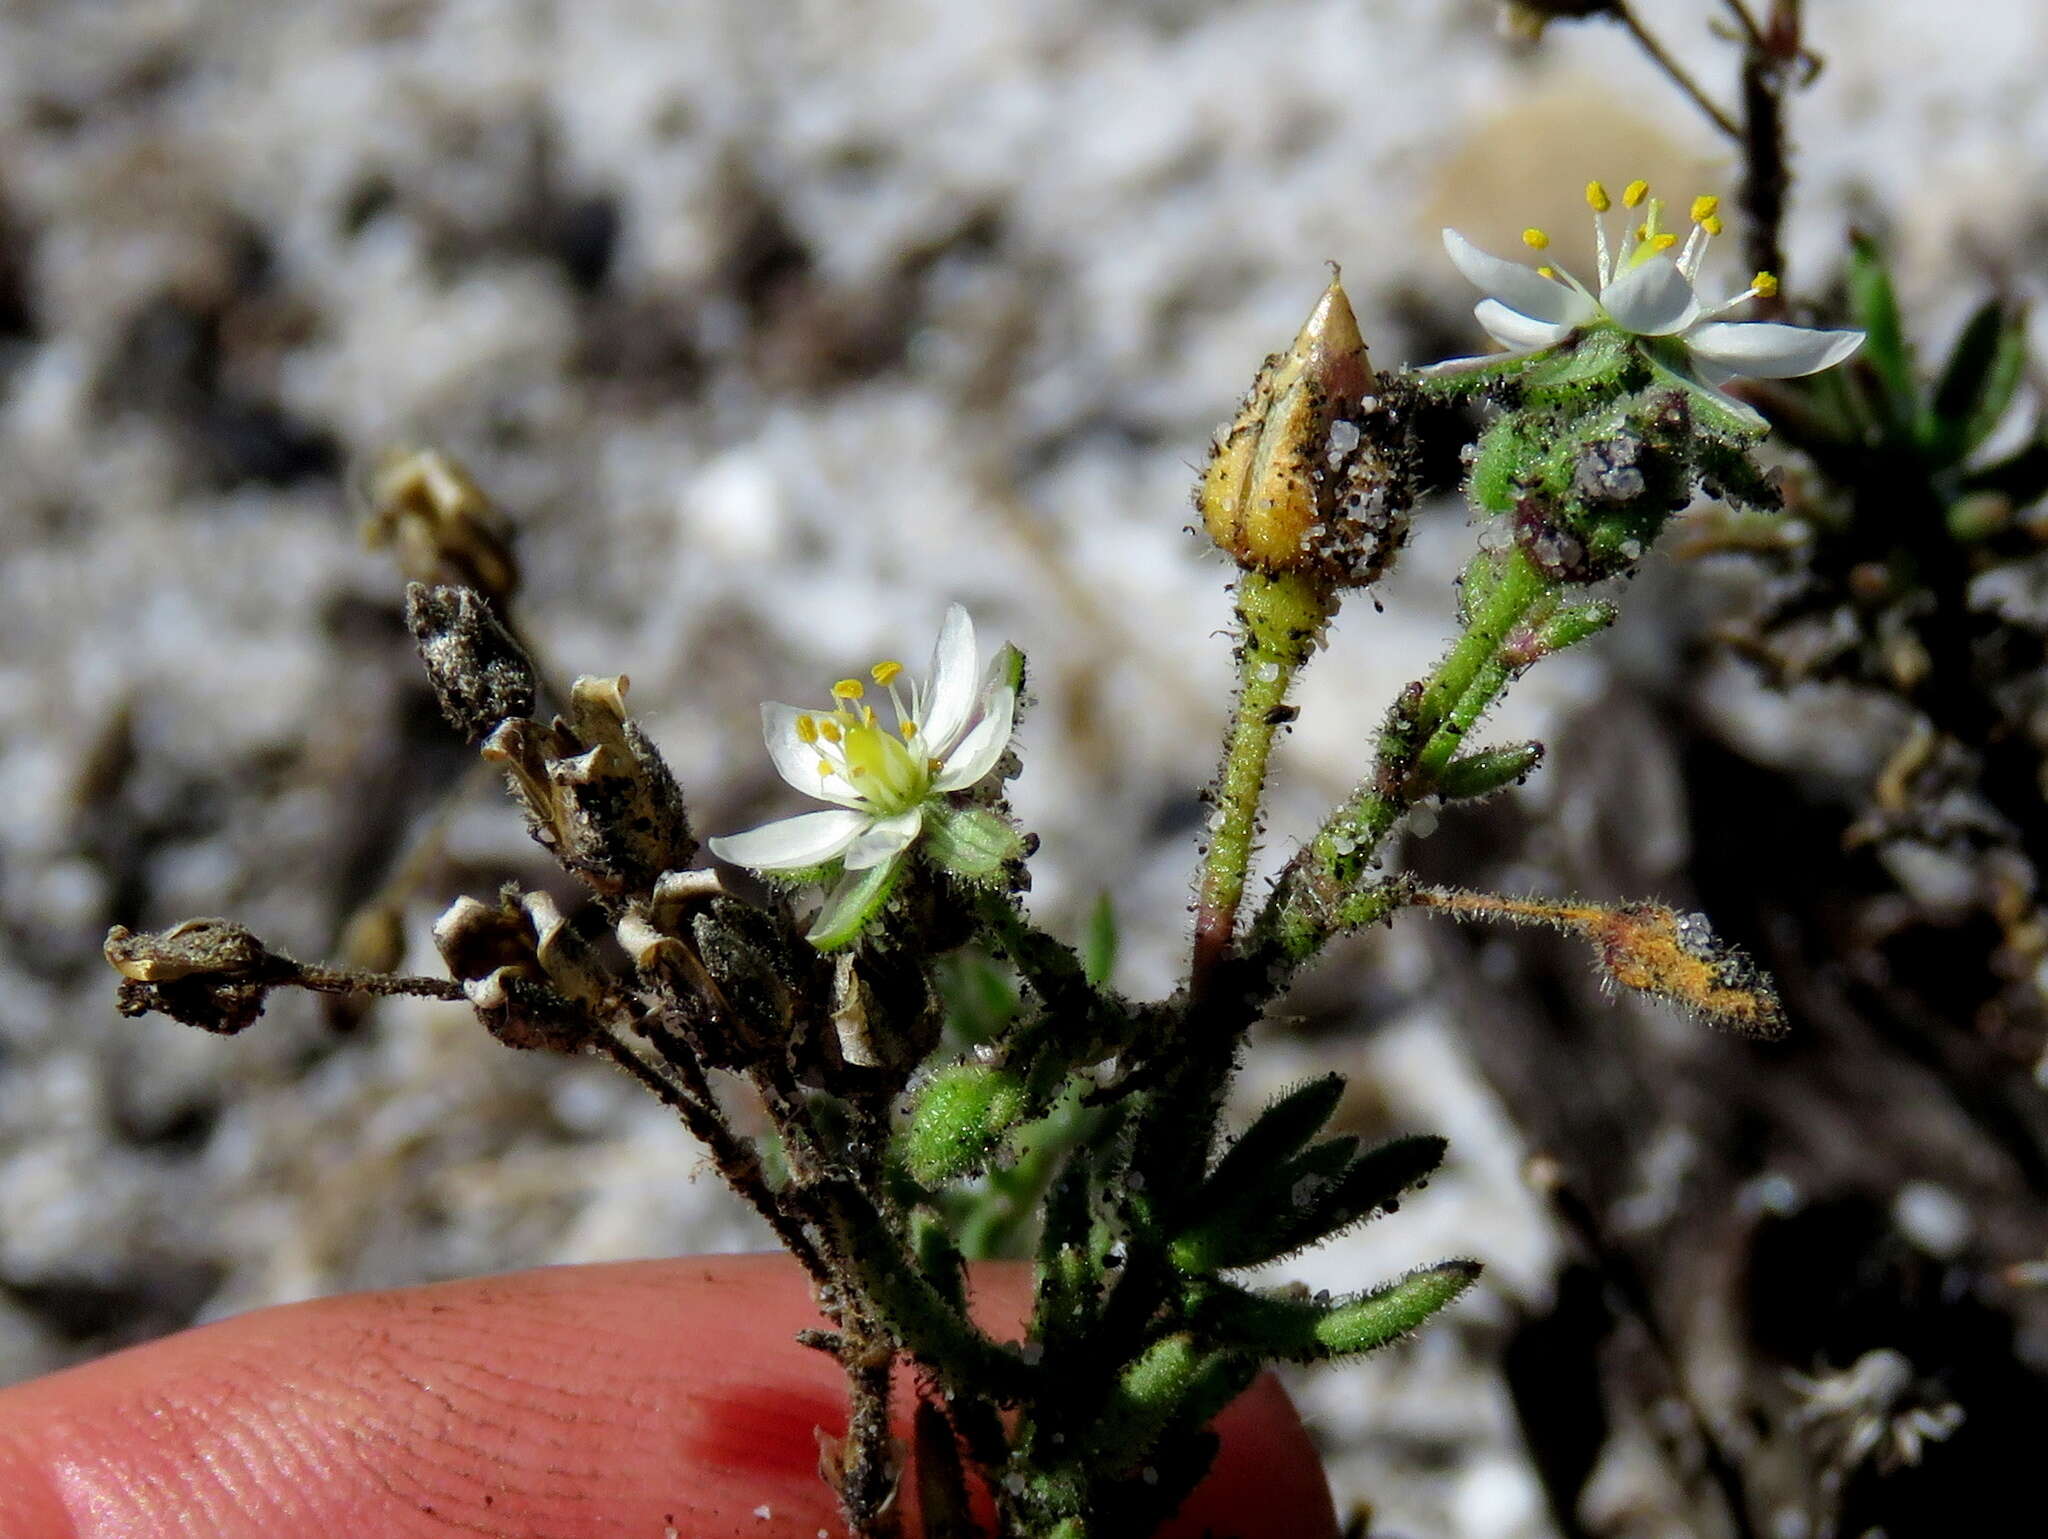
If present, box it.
[709,605,1020,945]
[1432,178,1863,422]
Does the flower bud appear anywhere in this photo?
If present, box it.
[1198,274,1411,588]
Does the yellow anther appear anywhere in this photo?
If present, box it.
[832,679,864,700]
[1652,232,1678,253]
[1623,179,1649,209]
[794,714,819,745]
[1700,214,1724,237]
[818,718,842,743]
[862,705,877,727]
[1522,227,1550,251]
[815,758,834,777]
[870,660,904,686]
[1586,180,1611,213]
[1752,270,1779,298]
[900,720,919,740]
[1689,194,1720,224]
[1536,265,1558,280]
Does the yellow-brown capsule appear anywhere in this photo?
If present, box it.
[1198,274,1409,588]
[364,448,521,605]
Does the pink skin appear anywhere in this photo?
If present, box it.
[0,1255,1337,1539]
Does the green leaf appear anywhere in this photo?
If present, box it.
[1085,1333,1257,1474]
[1924,299,2007,464]
[1195,1074,1345,1211]
[1082,894,1118,988]
[900,1062,1030,1185]
[936,952,1019,1043]
[1437,740,1544,801]
[1847,233,1916,429]
[1171,1133,1446,1272]
[1533,599,1617,654]
[1958,306,2031,461]
[1186,1261,1480,1362]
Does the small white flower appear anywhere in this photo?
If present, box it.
[1430,177,1863,423]
[709,604,1018,943]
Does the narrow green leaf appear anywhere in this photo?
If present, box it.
[1438,741,1544,801]
[1085,1333,1257,1474]
[1196,1074,1345,1209]
[1533,599,1617,654]
[1082,893,1118,989]
[1188,1260,1480,1362]
[1847,233,1916,428]
[1172,1133,1445,1272]
[1924,298,2008,464]
[1960,307,2032,460]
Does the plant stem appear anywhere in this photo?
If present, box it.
[1612,1,1741,140]
[1190,570,1328,996]
[1254,547,1552,970]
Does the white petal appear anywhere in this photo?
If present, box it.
[932,686,1015,792]
[1474,299,1571,352]
[842,808,923,870]
[761,703,863,806]
[1685,322,1865,380]
[1442,229,1587,325]
[710,808,867,870]
[1600,257,1701,336]
[919,604,980,752]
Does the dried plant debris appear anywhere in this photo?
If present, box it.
[1412,887,1788,1038]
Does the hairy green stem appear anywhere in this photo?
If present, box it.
[1190,570,1329,995]
[1254,547,1553,970]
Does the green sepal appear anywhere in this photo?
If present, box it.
[1518,327,1637,404]
[1185,1260,1480,1363]
[900,1061,1030,1185]
[1468,409,1548,515]
[806,854,904,950]
[1437,740,1544,801]
[924,804,1028,883]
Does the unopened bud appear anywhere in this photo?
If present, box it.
[1199,274,1412,588]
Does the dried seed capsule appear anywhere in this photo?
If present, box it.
[365,448,520,605]
[404,583,538,741]
[1198,273,1413,589]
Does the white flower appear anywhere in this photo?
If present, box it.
[1430,177,1863,424]
[709,604,1018,943]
